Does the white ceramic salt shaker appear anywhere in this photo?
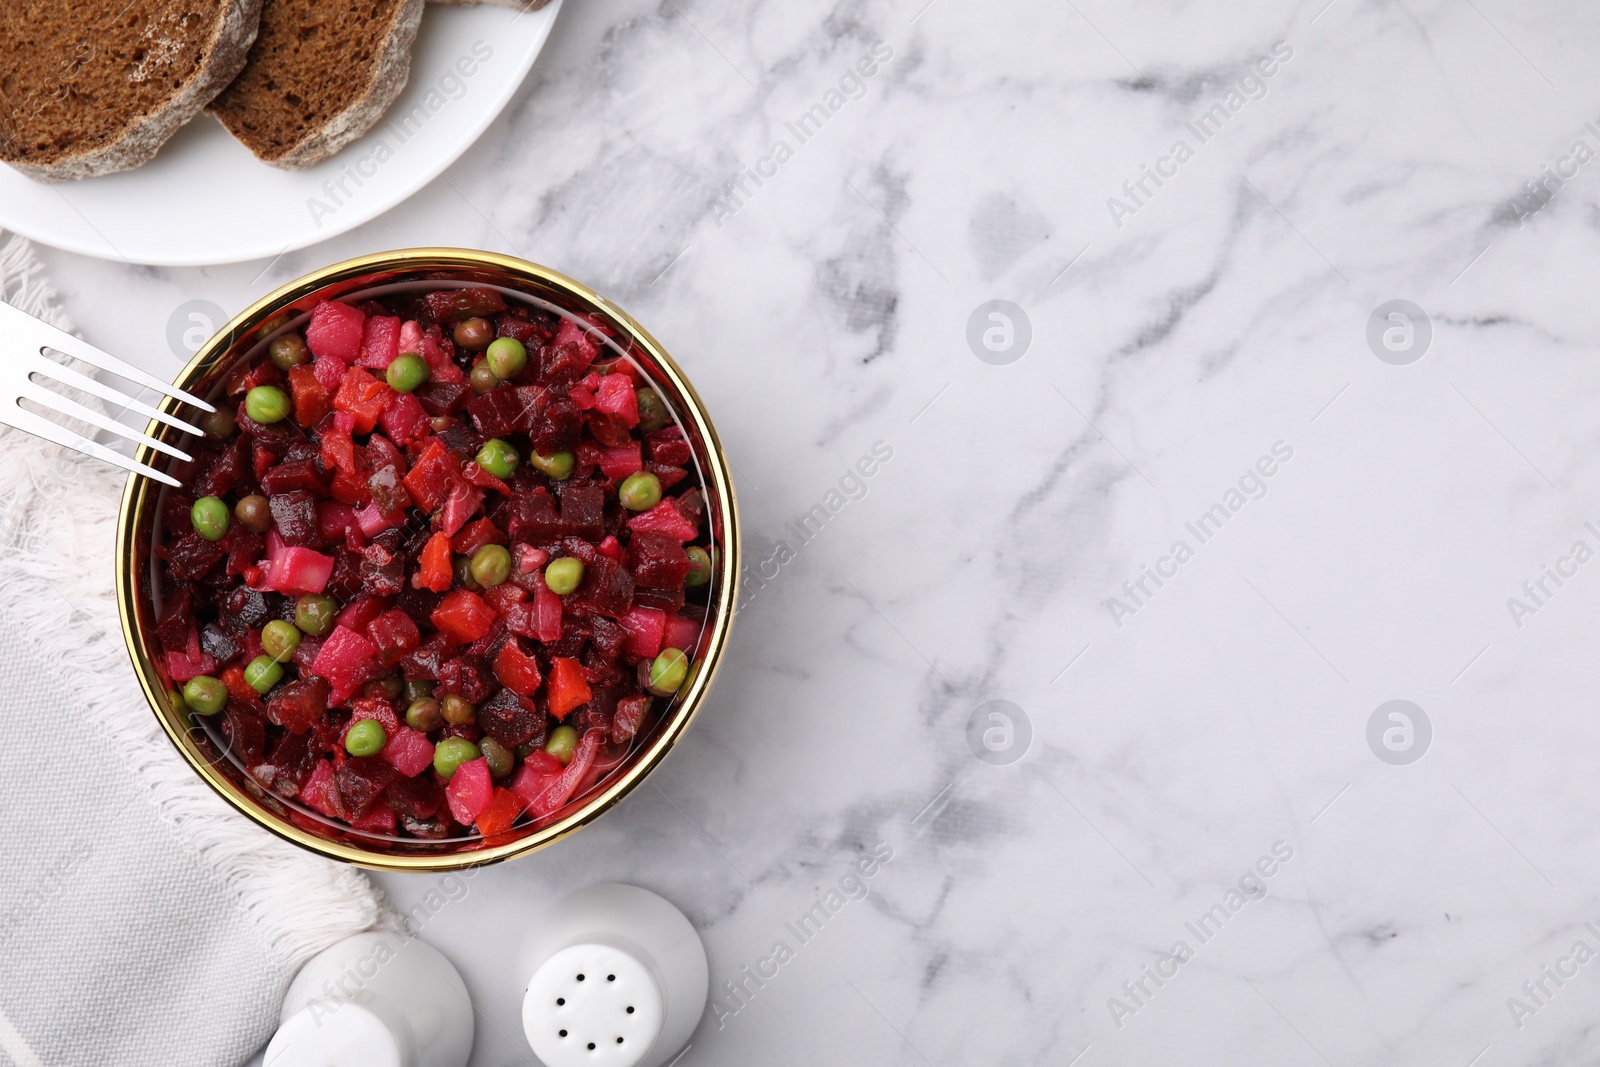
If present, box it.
[517,883,707,1067]
[264,930,474,1067]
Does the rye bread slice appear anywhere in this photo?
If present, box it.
[0,0,263,182]
[207,0,423,170]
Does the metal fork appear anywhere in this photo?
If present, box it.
[0,299,215,488]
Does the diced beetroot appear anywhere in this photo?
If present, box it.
[645,428,692,466]
[311,354,346,393]
[300,760,344,820]
[310,625,381,705]
[339,697,401,748]
[259,727,324,797]
[162,531,227,580]
[381,726,435,778]
[369,608,421,664]
[597,442,642,482]
[166,650,217,683]
[531,396,584,453]
[260,458,325,495]
[557,484,606,540]
[420,325,465,385]
[509,756,560,808]
[348,804,397,836]
[553,318,600,366]
[317,501,357,545]
[492,639,543,696]
[398,631,453,682]
[415,379,470,416]
[445,758,493,824]
[335,595,389,634]
[664,613,703,658]
[388,773,442,819]
[379,392,429,445]
[306,301,367,362]
[268,490,319,547]
[630,531,690,590]
[260,546,335,595]
[568,375,597,410]
[336,756,398,817]
[612,695,649,742]
[506,488,563,543]
[646,462,688,491]
[438,655,493,702]
[268,678,331,734]
[424,287,507,323]
[626,499,699,542]
[357,315,401,369]
[571,556,634,619]
[468,385,545,438]
[593,374,639,427]
[477,688,541,747]
[431,590,497,643]
[616,605,665,660]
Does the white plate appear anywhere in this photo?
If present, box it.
[0,0,560,267]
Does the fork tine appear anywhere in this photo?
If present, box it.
[5,403,181,488]
[27,358,208,437]
[18,381,192,463]
[0,301,217,413]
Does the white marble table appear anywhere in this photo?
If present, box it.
[36,0,1600,1062]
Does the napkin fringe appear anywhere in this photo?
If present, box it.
[0,236,398,973]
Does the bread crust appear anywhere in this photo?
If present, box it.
[208,0,425,171]
[1,0,264,182]
[426,0,552,9]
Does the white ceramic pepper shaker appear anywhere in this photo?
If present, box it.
[517,883,707,1067]
[264,930,475,1067]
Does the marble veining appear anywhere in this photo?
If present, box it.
[35,0,1600,1062]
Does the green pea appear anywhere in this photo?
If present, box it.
[476,438,520,480]
[295,595,338,637]
[385,352,430,393]
[244,654,284,694]
[199,407,237,440]
[261,620,302,661]
[269,334,310,371]
[544,725,579,765]
[453,555,483,593]
[405,697,444,732]
[529,450,575,480]
[469,362,499,394]
[486,336,527,379]
[345,719,388,758]
[182,675,227,716]
[470,544,512,588]
[636,388,669,432]
[648,648,689,696]
[453,317,495,351]
[191,496,230,541]
[618,471,662,512]
[403,679,436,705]
[479,736,515,779]
[235,494,271,535]
[441,693,476,726]
[433,737,481,779]
[544,556,584,596]
[244,385,291,424]
[685,546,713,588]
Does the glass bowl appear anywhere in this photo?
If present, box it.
[114,249,739,871]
